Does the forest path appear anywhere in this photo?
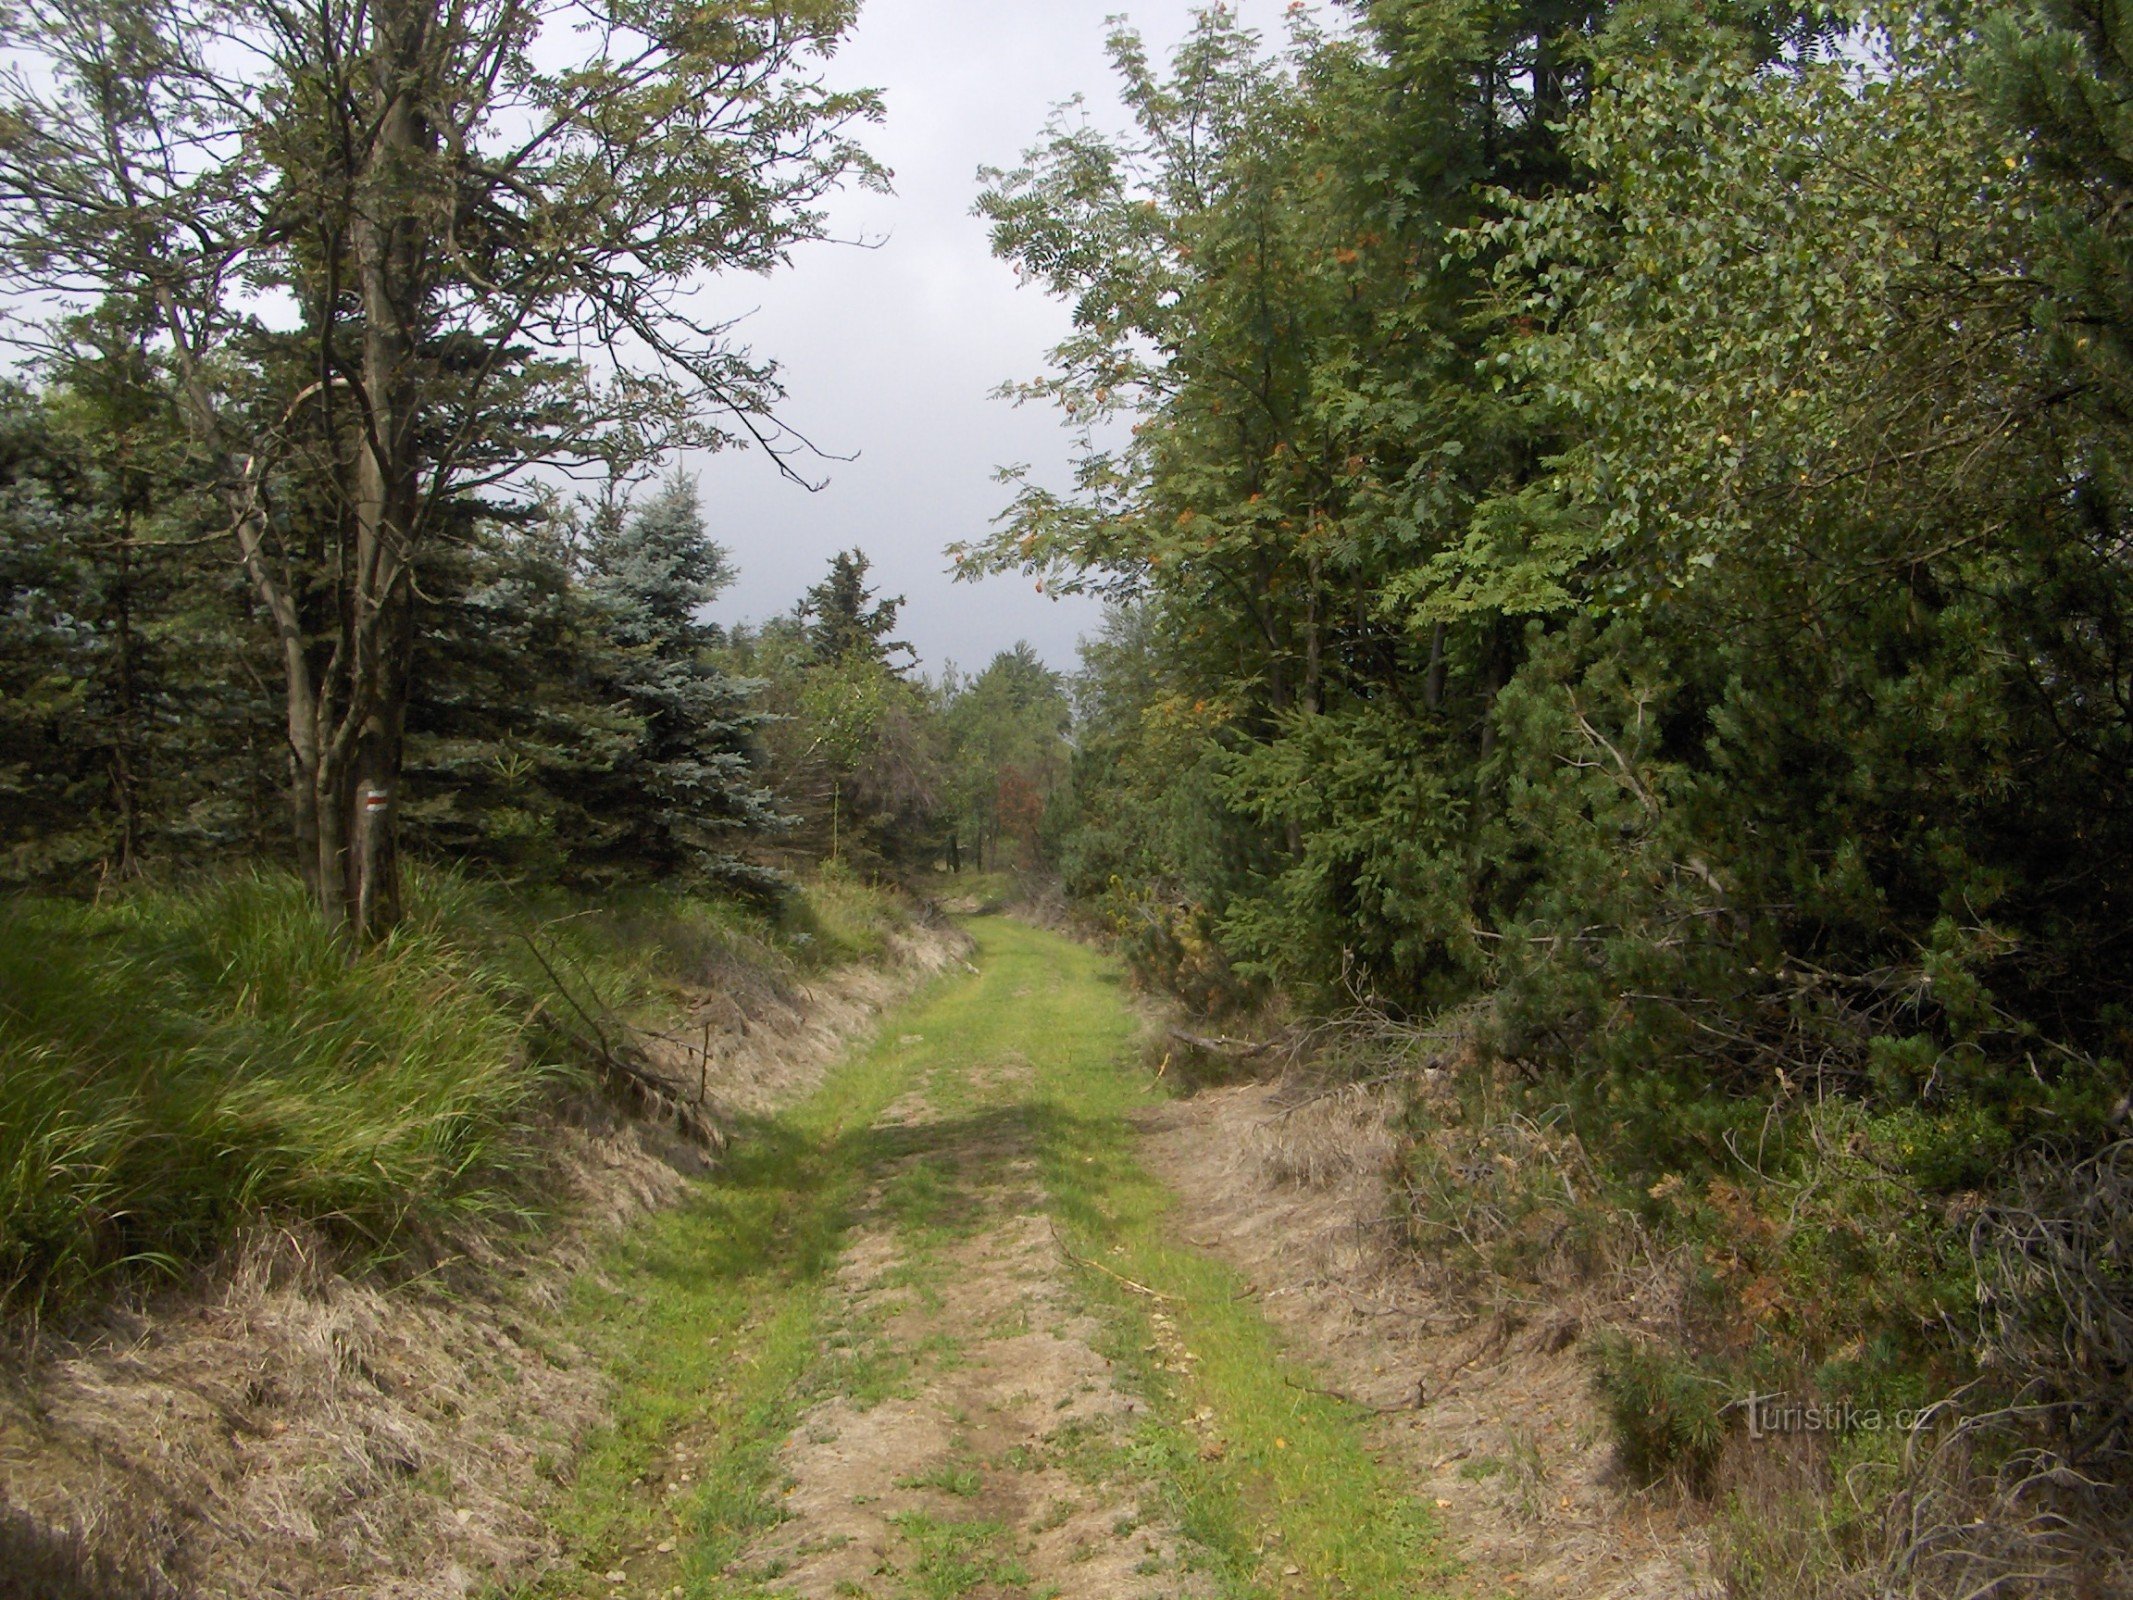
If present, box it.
[525,918,1455,1600]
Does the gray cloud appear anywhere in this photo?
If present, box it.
[687,0,1315,676]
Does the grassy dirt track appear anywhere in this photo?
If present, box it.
[525,917,1454,1600]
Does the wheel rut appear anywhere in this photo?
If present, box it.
[544,918,1453,1600]
[731,1059,1211,1600]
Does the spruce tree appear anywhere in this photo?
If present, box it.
[798,549,913,669]
[0,384,103,884]
[585,479,786,894]
[403,507,643,879]
[0,346,279,888]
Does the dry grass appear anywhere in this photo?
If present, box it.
[1708,1141,2133,1600]
[1242,1080,1401,1191]
[1136,1065,1717,1599]
[1246,1002,2133,1600]
[0,910,971,1600]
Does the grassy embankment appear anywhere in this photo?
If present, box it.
[0,864,906,1322]
[532,916,1453,1599]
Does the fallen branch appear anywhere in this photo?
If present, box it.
[1283,1373,1428,1414]
[515,931,724,1150]
[1049,1218,1185,1304]
[1167,1027,1281,1060]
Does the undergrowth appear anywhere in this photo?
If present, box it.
[1384,1031,2132,1598]
[0,863,906,1322]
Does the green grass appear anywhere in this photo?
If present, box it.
[519,976,955,1597]
[786,860,916,965]
[0,864,906,1318]
[887,1511,1029,1599]
[897,1461,983,1497]
[528,916,1454,1599]
[0,869,537,1311]
[982,920,1456,1598]
[917,866,1017,913]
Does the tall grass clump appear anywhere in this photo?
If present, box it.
[0,864,919,1320]
[0,863,926,1321]
[0,869,552,1316]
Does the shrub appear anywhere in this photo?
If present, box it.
[1591,1330,1731,1491]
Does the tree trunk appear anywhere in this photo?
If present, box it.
[334,0,434,940]
[1477,618,1509,761]
[150,278,334,912]
[314,751,351,929]
[106,506,142,877]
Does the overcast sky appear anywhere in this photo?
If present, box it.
[687,0,1313,677]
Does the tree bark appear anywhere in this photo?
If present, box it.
[155,277,332,911]
[107,503,142,877]
[1477,618,1510,761]
[335,0,434,938]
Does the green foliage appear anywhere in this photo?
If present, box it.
[1045,608,1265,1005]
[0,0,882,934]
[728,549,956,875]
[782,863,909,965]
[0,374,792,901]
[990,0,2133,1554]
[938,642,1071,872]
[1590,1332,1729,1490]
[1002,5,2130,1110]
[0,864,875,1317]
[0,341,281,888]
[405,509,642,879]
[797,653,903,773]
[995,0,2130,1068]
[798,548,913,670]
[580,479,787,896]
